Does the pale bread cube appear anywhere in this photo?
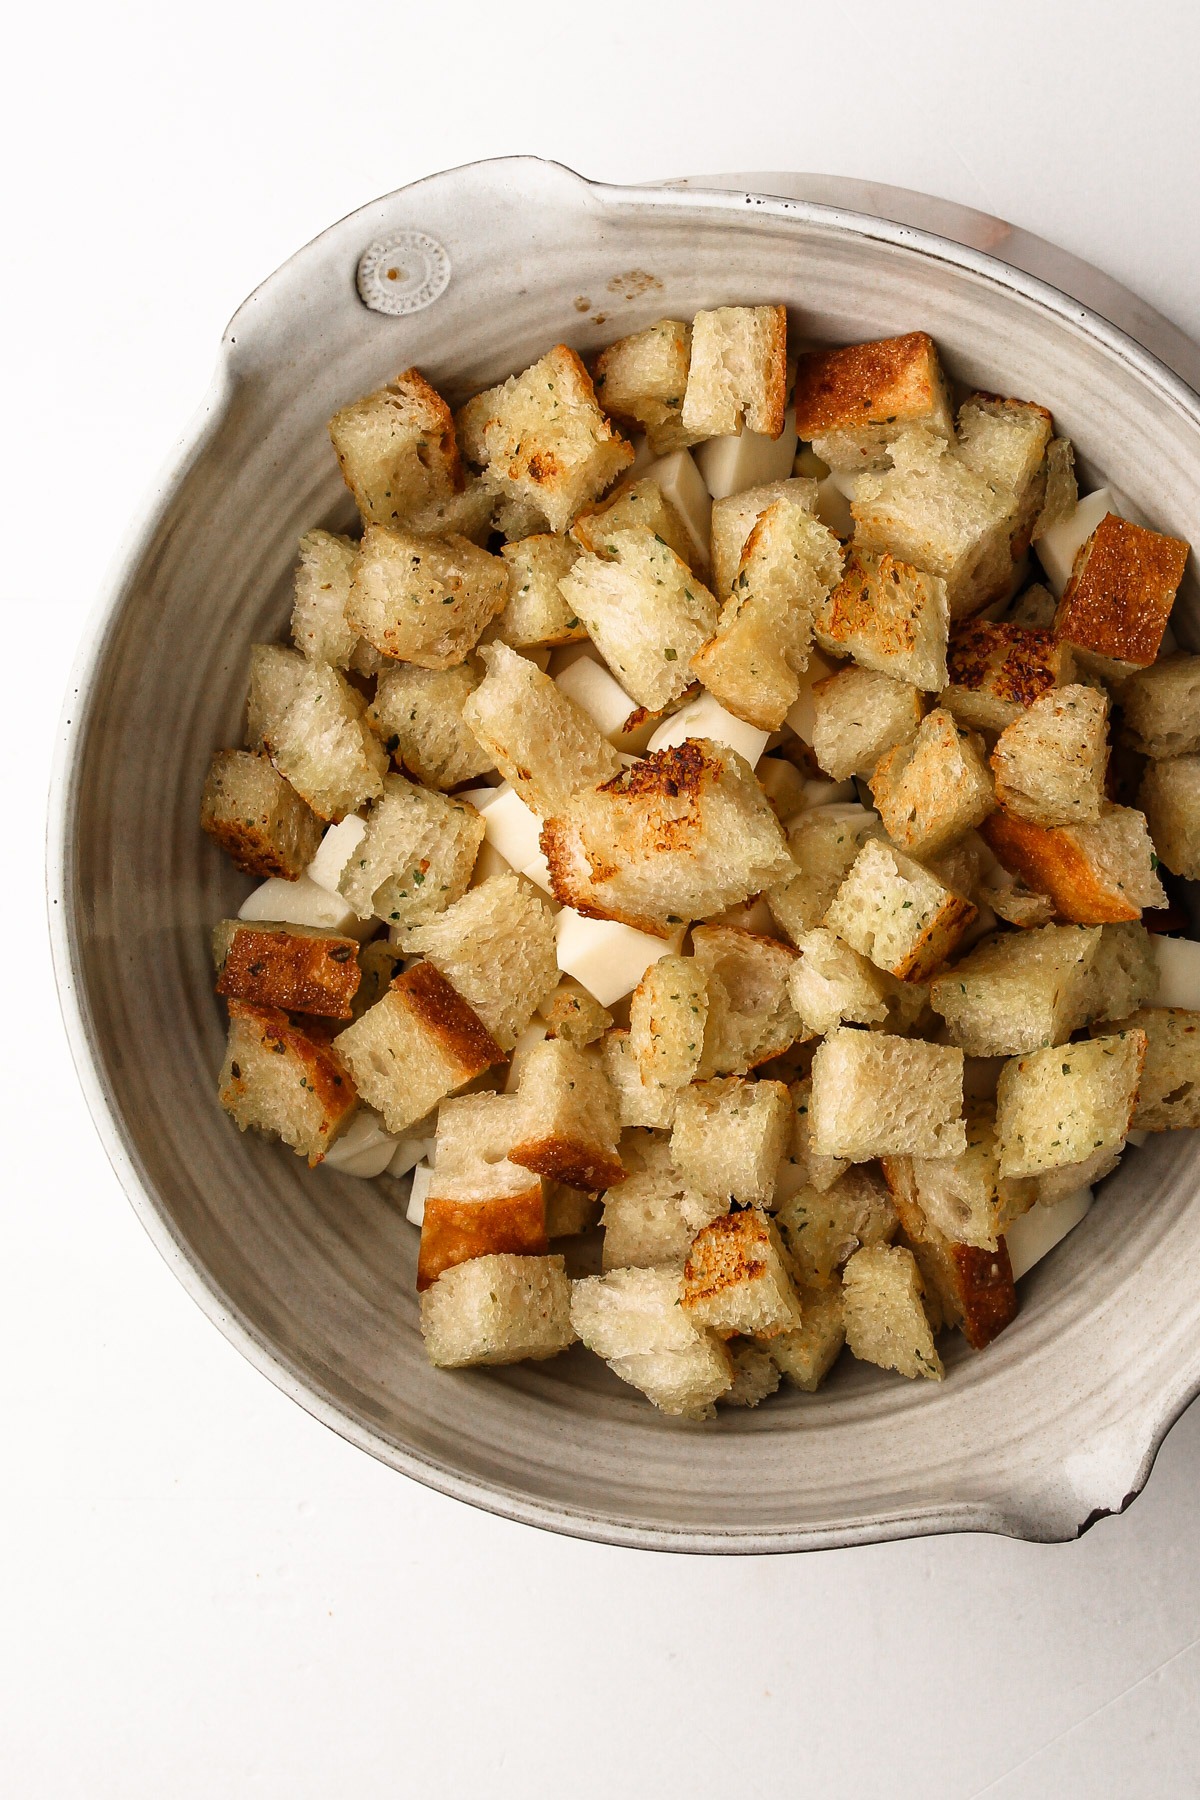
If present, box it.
[592,319,694,454]
[570,1266,734,1417]
[690,927,804,1076]
[628,954,708,1091]
[810,1028,965,1161]
[787,928,889,1034]
[1031,437,1078,540]
[420,1254,575,1368]
[814,548,949,691]
[1055,513,1188,665]
[769,1283,846,1391]
[720,1341,783,1407]
[983,802,1167,923]
[1008,581,1059,629]
[368,660,495,791]
[508,1037,625,1191]
[990,684,1109,826]
[218,1001,357,1165]
[245,645,387,821]
[570,476,699,575]
[680,305,788,439]
[941,618,1068,734]
[538,978,614,1049]
[780,1076,849,1195]
[792,331,955,471]
[995,1030,1147,1178]
[775,1165,897,1286]
[682,1207,803,1337]
[709,477,819,596]
[404,873,559,1051]
[601,1145,727,1272]
[869,707,995,857]
[328,367,463,530]
[557,528,719,710]
[1082,922,1159,1025]
[1096,1007,1200,1131]
[909,1099,1037,1250]
[824,837,976,981]
[928,922,1101,1055]
[880,1158,1019,1348]
[764,805,885,941]
[495,534,586,648]
[461,640,622,816]
[347,525,509,667]
[335,963,503,1134]
[842,1244,943,1379]
[810,667,923,782]
[1122,655,1200,759]
[339,775,483,925]
[200,749,323,880]
[599,1028,679,1130]
[290,529,359,668]
[670,1077,791,1205]
[956,393,1053,556]
[1140,755,1200,879]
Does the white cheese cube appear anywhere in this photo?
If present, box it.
[406,1161,434,1226]
[710,896,779,936]
[1151,935,1200,1009]
[554,651,638,739]
[814,476,854,539]
[555,908,685,1008]
[1126,1129,1150,1149]
[638,449,712,569]
[755,755,809,822]
[627,433,654,476]
[237,873,371,937]
[307,815,368,894]
[387,1135,436,1180]
[460,783,543,871]
[1006,1189,1093,1280]
[1036,488,1118,596]
[471,839,515,887]
[521,850,554,894]
[799,778,857,809]
[826,467,862,503]
[647,690,769,767]
[693,420,800,500]
[322,1109,400,1178]
[783,647,842,744]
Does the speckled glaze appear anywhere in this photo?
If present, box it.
[49,159,1200,1552]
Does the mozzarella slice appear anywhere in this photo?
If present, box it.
[637,449,712,568]
[1006,1189,1093,1281]
[322,1110,400,1178]
[237,873,370,936]
[710,896,779,936]
[693,420,800,501]
[406,1162,434,1227]
[784,648,841,744]
[471,839,516,887]
[459,783,544,871]
[387,1135,436,1180]
[521,850,554,894]
[800,777,857,810]
[814,476,854,539]
[1151,935,1200,1009]
[1036,487,1117,596]
[555,908,685,1007]
[755,754,809,822]
[554,651,638,739]
[307,815,368,894]
[646,691,769,767]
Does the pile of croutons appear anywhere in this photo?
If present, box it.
[200,306,1200,1419]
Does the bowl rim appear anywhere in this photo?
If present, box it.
[46,156,1200,1554]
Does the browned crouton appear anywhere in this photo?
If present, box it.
[792,331,955,470]
[882,1157,1019,1349]
[495,534,585,648]
[328,367,463,530]
[570,476,699,573]
[215,923,361,1020]
[592,319,694,454]
[824,837,976,981]
[841,1243,943,1378]
[990,684,1109,826]
[941,618,1068,734]
[334,962,504,1134]
[219,1000,357,1164]
[1139,756,1200,879]
[508,1037,625,1191]
[1096,1007,1200,1130]
[200,749,323,880]
[1055,514,1188,666]
[347,525,509,667]
[682,1208,803,1338]
[417,1174,547,1291]
[681,305,789,439]
[815,548,949,691]
[982,804,1167,923]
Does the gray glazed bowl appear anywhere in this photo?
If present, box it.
[50,157,1200,1551]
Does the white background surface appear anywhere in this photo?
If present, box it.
[6,1,1200,1793]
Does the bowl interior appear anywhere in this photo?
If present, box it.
[57,161,1200,1550]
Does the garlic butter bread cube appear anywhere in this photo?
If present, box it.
[540,740,792,934]
[462,640,622,816]
[929,922,1101,1055]
[869,706,995,857]
[290,529,360,669]
[908,1100,1036,1250]
[691,501,844,731]
[881,1157,1019,1348]
[538,979,614,1049]
[418,1171,547,1291]
[680,305,789,440]
[824,837,976,982]
[338,774,483,926]
[420,1254,576,1368]
[769,1282,847,1391]
[709,477,819,597]
[508,1037,625,1192]
[496,534,585,648]
[1122,654,1200,759]
[599,1028,679,1130]
[815,547,950,691]
[601,1142,727,1272]
[570,1266,734,1417]
[956,393,1053,556]
[628,953,708,1092]
[368,661,495,791]
[245,645,387,821]
[335,962,505,1135]
[200,749,323,879]
[457,343,633,533]
[347,524,509,668]
[941,617,1068,734]
[592,318,694,454]
[681,1207,802,1338]
[810,1029,966,1161]
[721,1341,783,1407]
[841,1244,943,1379]
[1139,755,1200,879]
[218,1000,358,1164]
[792,331,955,472]
[788,928,889,1035]
[810,667,924,782]
[558,528,719,711]
[328,366,464,531]
[990,684,1109,826]
[215,922,361,1020]
[983,802,1167,923]
[1055,513,1188,666]
[570,477,698,573]
[995,1030,1147,1179]
[1095,1007,1200,1131]
[1082,922,1159,1024]
[1032,437,1078,540]
[775,1165,897,1286]
[404,873,559,1051]
[691,926,804,1075]
[781,1076,850,1195]
[765,805,886,942]
[670,1077,792,1205]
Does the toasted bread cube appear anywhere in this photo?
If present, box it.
[811,1029,966,1161]
[541,740,792,934]
[418,1170,547,1291]
[538,978,614,1048]
[1140,755,1200,879]
[1009,581,1059,630]
[601,1145,727,1272]
[769,1284,847,1390]
[461,640,622,816]
[690,927,803,1076]
[599,1028,679,1129]
[691,503,844,731]
[218,1000,357,1164]
[592,318,694,453]
[215,922,360,1019]
[628,954,708,1091]
[852,428,1020,620]
[368,661,494,791]
[1055,513,1188,665]
[1083,922,1159,1024]
[680,305,788,439]
[1122,655,1200,759]
[990,684,1109,826]
[956,393,1053,555]
[200,749,323,880]
[350,939,403,1021]
[570,477,699,573]
[787,928,889,1034]
[810,668,923,782]
[290,529,360,668]
[869,707,995,857]
[544,1183,599,1238]
[824,838,976,982]
[457,344,633,533]
[929,922,1101,1055]
[941,618,1068,734]
[328,367,463,530]
[775,1165,897,1286]
[792,331,954,471]
[670,1077,791,1205]
[1099,1007,1200,1130]
[1032,437,1078,540]
[709,478,819,596]
[719,1340,782,1407]
[842,1244,943,1379]
[765,805,886,941]
[571,1266,734,1416]
[815,548,949,691]
[339,775,483,925]
[558,529,719,711]
[908,1099,1037,1250]
[682,1207,802,1337]
[995,1030,1147,1178]
[347,525,508,668]
[780,1076,849,1195]
[507,1037,624,1190]
[420,1253,574,1368]
[404,873,559,1050]
[496,534,585,648]
[983,802,1167,923]
[432,1090,523,1176]
[245,646,387,821]
[335,962,504,1134]
[881,1159,1020,1347]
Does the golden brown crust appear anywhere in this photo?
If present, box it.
[793,331,941,437]
[758,305,790,438]
[895,895,979,982]
[1056,514,1188,666]
[981,811,1140,924]
[393,366,465,494]
[219,1000,357,1161]
[416,1185,547,1291]
[216,926,361,1020]
[507,1132,625,1193]
[881,1160,1017,1348]
[680,1210,790,1336]
[392,961,504,1077]
[946,619,1061,710]
[201,815,293,880]
[820,550,923,658]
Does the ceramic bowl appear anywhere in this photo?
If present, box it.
[50,157,1200,1552]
